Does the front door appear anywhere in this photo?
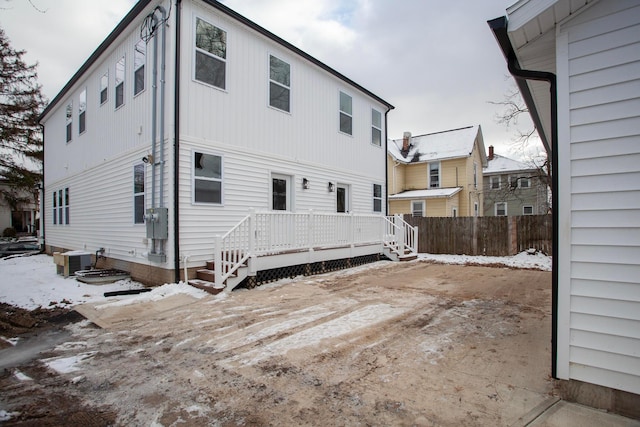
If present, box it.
[336,184,349,213]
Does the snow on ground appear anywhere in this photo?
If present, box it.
[0,251,551,311]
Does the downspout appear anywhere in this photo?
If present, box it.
[384,106,393,216]
[158,5,167,209]
[39,124,45,249]
[489,16,559,378]
[173,0,182,283]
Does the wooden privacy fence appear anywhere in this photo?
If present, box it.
[403,214,552,256]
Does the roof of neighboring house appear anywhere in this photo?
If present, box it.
[484,154,536,175]
[39,0,393,122]
[388,125,487,165]
[388,187,462,200]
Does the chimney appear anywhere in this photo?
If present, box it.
[401,132,412,156]
[488,145,494,160]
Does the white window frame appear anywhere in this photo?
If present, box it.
[411,200,424,217]
[523,205,534,215]
[495,202,507,216]
[192,150,223,205]
[100,71,108,106]
[115,56,125,109]
[473,162,478,188]
[429,161,440,188]
[373,183,382,213]
[78,88,87,135]
[490,175,500,189]
[452,207,458,217]
[134,39,146,96]
[339,91,353,136]
[193,16,228,91]
[268,54,291,113]
[520,176,531,188]
[134,164,145,224]
[371,108,382,147]
[65,101,73,142]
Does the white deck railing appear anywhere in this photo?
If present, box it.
[213,210,417,287]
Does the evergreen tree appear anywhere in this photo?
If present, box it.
[0,26,46,216]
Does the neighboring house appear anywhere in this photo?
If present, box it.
[39,0,417,289]
[0,179,38,236]
[490,0,640,416]
[387,125,486,217]
[482,146,549,216]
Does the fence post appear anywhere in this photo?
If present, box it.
[472,216,478,255]
[509,216,518,255]
[248,209,256,275]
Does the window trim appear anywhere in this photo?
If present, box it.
[271,173,292,211]
[78,88,87,135]
[520,176,531,188]
[100,70,109,106]
[373,183,382,213]
[133,163,145,224]
[133,39,146,96]
[490,175,501,190]
[495,202,507,216]
[193,16,228,91]
[411,200,425,217]
[192,150,224,205]
[371,108,382,147]
[268,53,291,113]
[429,161,440,188]
[338,90,353,136]
[115,56,126,109]
[523,205,534,215]
[65,101,73,143]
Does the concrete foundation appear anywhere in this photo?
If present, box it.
[557,379,640,420]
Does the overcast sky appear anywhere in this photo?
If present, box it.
[1,0,540,159]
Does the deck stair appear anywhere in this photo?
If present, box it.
[188,258,249,294]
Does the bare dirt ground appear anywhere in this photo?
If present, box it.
[0,260,553,426]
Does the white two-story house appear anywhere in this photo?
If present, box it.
[39,0,415,289]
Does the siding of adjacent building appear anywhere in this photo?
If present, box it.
[557,0,640,394]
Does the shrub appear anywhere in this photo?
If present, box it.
[2,227,17,238]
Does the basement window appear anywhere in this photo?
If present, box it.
[194,17,227,90]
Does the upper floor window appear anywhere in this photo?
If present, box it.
[520,176,531,188]
[193,151,223,204]
[373,184,382,212]
[269,55,290,112]
[134,40,146,95]
[100,71,108,105]
[115,56,125,108]
[134,164,145,224]
[490,176,500,189]
[473,162,478,188]
[78,88,87,134]
[429,162,440,188]
[371,109,382,146]
[339,91,352,135]
[195,17,227,90]
[65,101,72,142]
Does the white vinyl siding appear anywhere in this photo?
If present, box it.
[557,0,640,394]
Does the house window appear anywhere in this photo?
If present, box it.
[520,176,531,188]
[452,207,458,217]
[339,91,352,135]
[134,164,145,224]
[490,176,500,189]
[78,88,86,134]
[269,55,290,112]
[474,202,479,217]
[371,109,382,146]
[134,40,146,95]
[411,200,424,217]
[495,202,507,216]
[115,56,125,108]
[373,184,382,213]
[194,152,222,204]
[65,101,72,142]
[271,174,291,211]
[523,205,534,215]
[64,188,69,225]
[195,17,227,90]
[473,162,478,188]
[52,192,57,225]
[429,162,440,188]
[53,188,69,225]
[100,71,108,105]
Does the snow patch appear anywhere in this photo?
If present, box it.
[42,351,97,374]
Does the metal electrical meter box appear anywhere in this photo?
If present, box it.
[145,207,168,239]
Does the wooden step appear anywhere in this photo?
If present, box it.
[398,253,418,262]
[187,279,225,295]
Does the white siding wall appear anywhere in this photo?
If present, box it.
[176,1,388,262]
[42,0,175,266]
[558,0,640,394]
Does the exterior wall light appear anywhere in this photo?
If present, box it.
[328,182,335,192]
[303,178,309,189]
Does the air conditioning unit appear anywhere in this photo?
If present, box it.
[53,251,92,277]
